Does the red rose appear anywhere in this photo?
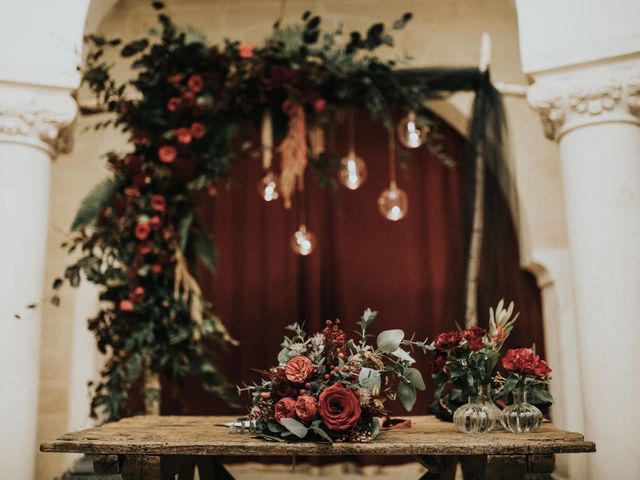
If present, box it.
[284,356,315,384]
[168,73,183,87]
[318,384,361,431]
[149,216,162,230]
[119,299,134,312]
[138,241,152,255]
[191,122,206,139]
[462,326,487,351]
[431,351,447,373]
[175,127,192,144]
[314,98,326,112]
[151,264,162,275]
[295,395,318,423]
[182,91,196,107]
[167,97,181,111]
[187,74,204,93]
[125,154,143,172]
[130,286,145,303]
[502,348,552,378]
[238,43,254,58]
[135,222,150,240]
[158,145,177,164]
[434,330,462,350]
[150,195,165,212]
[274,397,296,423]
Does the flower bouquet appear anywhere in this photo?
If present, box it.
[237,309,430,442]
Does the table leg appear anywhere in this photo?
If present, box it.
[416,455,457,479]
[118,455,161,480]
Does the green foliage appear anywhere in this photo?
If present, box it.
[71,176,118,230]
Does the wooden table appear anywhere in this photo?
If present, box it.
[41,415,595,479]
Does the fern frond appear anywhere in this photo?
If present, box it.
[71,176,118,231]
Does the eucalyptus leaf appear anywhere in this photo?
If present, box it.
[280,417,309,439]
[397,380,417,411]
[391,347,415,364]
[377,329,404,353]
[312,426,333,443]
[404,367,426,390]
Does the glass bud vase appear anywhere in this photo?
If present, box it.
[453,396,495,433]
[501,387,543,433]
[479,384,503,431]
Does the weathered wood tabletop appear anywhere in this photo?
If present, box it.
[41,415,595,479]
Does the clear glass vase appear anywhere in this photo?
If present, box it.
[501,387,543,433]
[479,384,503,431]
[453,395,495,433]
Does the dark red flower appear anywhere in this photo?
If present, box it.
[168,73,183,87]
[151,264,162,275]
[119,299,134,312]
[124,186,140,198]
[125,154,143,172]
[318,384,361,431]
[191,122,206,139]
[149,216,162,230]
[284,356,314,384]
[130,286,145,303]
[274,397,296,423]
[295,395,318,423]
[182,91,196,107]
[133,133,151,146]
[150,195,165,212]
[314,98,326,112]
[158,145,177,164]
[187,74,204,93]
[502,348,552,377]
[431,351,447,373]
[138,241,152,255]
[462,326,487,351]
[135,222,150,240]
[167,97,181,111]
[434,330,462,350]
[175,127,192,144]
[238,43,254,59]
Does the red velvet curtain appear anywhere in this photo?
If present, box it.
[163,113,544,417]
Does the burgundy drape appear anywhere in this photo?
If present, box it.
[163,112,544,417]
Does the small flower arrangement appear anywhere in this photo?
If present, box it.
[494,346,554,404]
[238,309,430,442]
[431,300,519,404]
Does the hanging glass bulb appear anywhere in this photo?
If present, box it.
[397,112,428,149]
[338,152,368,190]
[257,171,279,202]
[378,184,409,221]
[290,225,317,256]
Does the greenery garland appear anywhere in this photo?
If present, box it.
[58,3,455,421]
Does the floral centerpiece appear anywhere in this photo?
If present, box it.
[238,309,430,442]
[430,300,518,420]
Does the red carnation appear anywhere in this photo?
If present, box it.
[274,397,296,423]
[284,356,315,384]
[462,326,487,351]
[191,122,206,139]
[119,299,134,312]
[150,195,165,212]
[135,222,150,240]
[431,351,447,373]
[158,145,177,164]
[314,98,326,112]
[167,97,181,111]
[130,286,145,303]
[238,43,254,59]
[175,127,192,144]
[502,348,552,378]
[434,330,462,350]
[295,395,318,423]
[187,74,204,93]
[318,384,361,431]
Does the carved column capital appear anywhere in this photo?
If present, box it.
[527,60,640,141]
[0,81,77,157]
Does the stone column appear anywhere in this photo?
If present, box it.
[0,81,76,480]
[528,57,640,479]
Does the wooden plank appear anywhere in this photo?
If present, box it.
[40,415,596,457]
[485,455,527,480]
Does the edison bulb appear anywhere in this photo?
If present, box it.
[290,225,317,256]
[397,113,428,149]
[257,171,279,201]
[378,186,409,221]
[338,153,368,190]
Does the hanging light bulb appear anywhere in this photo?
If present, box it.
[337,109,368,190]
[290,225,317,256]
[338,153,368,190]
[378,129,409,221]
[257,171,280,201]
[397,111,428,149]
[378,185,409,221]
